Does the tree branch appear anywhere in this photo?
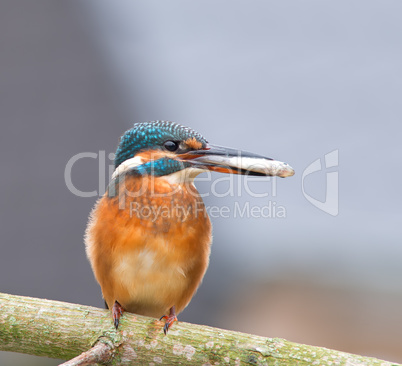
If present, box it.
[0,292,399,365]
[59,342,112,366]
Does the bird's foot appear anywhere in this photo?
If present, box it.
[112,300,124,329]
[159,306,177,335]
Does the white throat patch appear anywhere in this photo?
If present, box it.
[161,167,206,184]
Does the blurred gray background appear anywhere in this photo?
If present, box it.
[1,1,401,364]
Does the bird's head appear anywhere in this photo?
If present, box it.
[112,121,294,183]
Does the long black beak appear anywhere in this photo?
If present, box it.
[182,144,295,178]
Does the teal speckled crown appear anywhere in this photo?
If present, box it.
[114,121,207,169]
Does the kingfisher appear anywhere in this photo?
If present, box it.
[85,121,294,333]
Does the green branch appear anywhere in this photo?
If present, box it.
[0,292,399,365]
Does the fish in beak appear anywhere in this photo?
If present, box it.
[182,144,295,178]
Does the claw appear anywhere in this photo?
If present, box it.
[112,300,124,329]
[159,306,178,335]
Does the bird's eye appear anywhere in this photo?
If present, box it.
[164,140,179,152]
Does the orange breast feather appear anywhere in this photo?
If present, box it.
[85,175,212,318]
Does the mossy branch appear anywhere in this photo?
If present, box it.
[0,292,399,365]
